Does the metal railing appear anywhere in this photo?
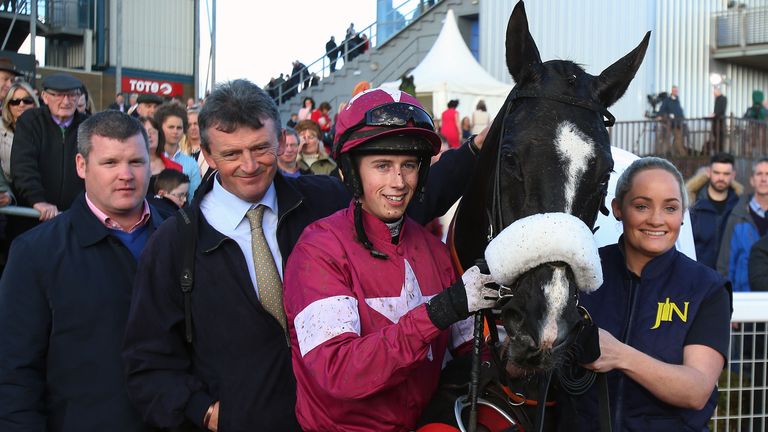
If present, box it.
[0,205,40,218]
[0,0,90,29]
[608,116,768,159]
[711,293,768,431]
[713,5,768,49]
[267,0,442,106]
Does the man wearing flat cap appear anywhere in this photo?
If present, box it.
[0,57,22,104]
[10,73,87,224]
[132,93,163,119]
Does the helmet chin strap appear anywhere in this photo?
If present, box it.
[354,199,389,260]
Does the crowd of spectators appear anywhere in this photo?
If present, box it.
[0,49,761,432]
[265,25,369,106]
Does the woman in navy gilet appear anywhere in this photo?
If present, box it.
[567,157,732,431]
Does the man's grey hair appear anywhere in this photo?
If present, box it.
[77,111,149,160]
[752,157,768,172]
[198,79,281,153]
[614,156,688,210]
[284,127,299,143]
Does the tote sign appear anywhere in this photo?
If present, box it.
[122,77,183,96]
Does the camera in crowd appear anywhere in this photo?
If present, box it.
[645,92,668,118]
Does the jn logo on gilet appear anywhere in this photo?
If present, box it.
[650,297,689,330]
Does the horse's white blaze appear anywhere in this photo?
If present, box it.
[555,121,595,214]
[540,266,569,349]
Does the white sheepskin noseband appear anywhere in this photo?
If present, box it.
[484,212,602,293]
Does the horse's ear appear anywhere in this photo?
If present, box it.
[593,31,651,108]
[506,1,542,82]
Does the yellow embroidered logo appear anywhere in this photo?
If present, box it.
[651,297,689,329]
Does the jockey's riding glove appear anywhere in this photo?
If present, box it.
[426,264,497,329]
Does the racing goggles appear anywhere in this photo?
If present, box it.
[338,102,435,145]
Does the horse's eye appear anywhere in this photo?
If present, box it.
[502,152,523,180]
[599,173,611,186]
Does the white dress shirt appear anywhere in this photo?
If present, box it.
[200,175,283,297]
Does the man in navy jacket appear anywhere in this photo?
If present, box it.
[122,80,483,431]
[689,152,740,269]
[0,111,163,431]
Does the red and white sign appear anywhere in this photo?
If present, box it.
[121,77,183,96]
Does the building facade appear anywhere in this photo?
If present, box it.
[1,0,197,111]
[480,0,768,122]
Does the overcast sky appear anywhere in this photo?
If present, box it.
[17,1,379,97]
[200,1,377,92]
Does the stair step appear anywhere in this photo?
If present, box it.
[277,0,475,117]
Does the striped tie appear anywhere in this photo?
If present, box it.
[246,205,288,341]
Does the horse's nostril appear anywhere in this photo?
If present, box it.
[503,309,525,326]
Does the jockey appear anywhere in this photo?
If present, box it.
[283,88,498,432]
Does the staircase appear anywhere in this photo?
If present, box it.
[277,0,478,122]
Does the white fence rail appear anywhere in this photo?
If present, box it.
[711,292,768,431]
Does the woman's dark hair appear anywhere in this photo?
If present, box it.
[302,97,315,110]
[139,115,165,157]
[448,99,459,109]
[476,100,487,111]
[154,102,189,133]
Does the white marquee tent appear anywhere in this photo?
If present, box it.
[382,9,513,123]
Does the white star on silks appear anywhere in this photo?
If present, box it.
[365,259,436,361]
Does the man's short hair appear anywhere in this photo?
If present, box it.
[709,152,734,167]
[753,157,768,172]
[154,103,188,133]
[198,79,281,153]
[154,169,190,195]
[78,111,149,160]
[284,127,299,143]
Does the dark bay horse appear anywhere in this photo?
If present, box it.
[429,3,650,431]
[452,0,649,372]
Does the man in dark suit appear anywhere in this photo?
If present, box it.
[108,92,128,112]
[11,73,88,222]
[122,80,485,430]
[0,111,162,431]
[326,36,339,72]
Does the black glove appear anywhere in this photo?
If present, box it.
[426,264,497,330]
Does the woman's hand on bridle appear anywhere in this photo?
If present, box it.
[583,328,627,373]
[474,125,490,150]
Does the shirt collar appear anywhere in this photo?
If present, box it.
[617,234,678,279]
[750,195,767,218]
[210,173,278,230]
[85,193,151,233]
[51,114,74,129]
[166,148,182,159]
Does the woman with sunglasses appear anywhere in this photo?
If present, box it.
[0,81,38,182]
